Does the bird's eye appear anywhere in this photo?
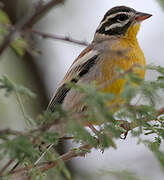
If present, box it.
[117,14,128,22]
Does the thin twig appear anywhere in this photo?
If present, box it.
[10,143,92,175]
[34,144,54,165]
[0,159,14,176]
[0,127,74,141]
[0,19,26,55]
[14,90,33,128]
[23,0,65,28]
[7,105,164,178]
[0,0,65,55]
[28,29,89,46]
[0,128,27,136]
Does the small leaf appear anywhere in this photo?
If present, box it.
[41,132,59,144]
[0,9,27,56]
[0,76,36,98]
[1,136,40,161]
[11,34,28,56]
[0,9,11,24]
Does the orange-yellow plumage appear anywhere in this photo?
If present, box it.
[98,24,146,106]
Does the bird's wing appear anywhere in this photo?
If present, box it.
[47,45,100,112]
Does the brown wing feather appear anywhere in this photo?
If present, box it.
[47,45,99,111]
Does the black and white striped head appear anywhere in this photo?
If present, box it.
[95,6,152,37]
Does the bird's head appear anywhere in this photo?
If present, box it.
[94,6,152,41]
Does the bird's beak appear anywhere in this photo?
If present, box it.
[135,11,152,22]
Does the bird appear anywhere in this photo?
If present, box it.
[47,6,152,136]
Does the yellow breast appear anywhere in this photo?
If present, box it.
[98,23,146,105]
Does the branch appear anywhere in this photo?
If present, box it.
[5,106,164,179]
[0,128,28,136]
[23,0,65,28]
[0,0,65,55]
[28,29,89,46]
[0,160,14,177]
[0,19,26,54]
[9,144,92,180]
[37,144,92,172]
[0,127,74,141]
[1,64,163,178]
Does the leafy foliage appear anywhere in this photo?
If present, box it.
[0,9,27,56]
[1,136,40,161]
[0,76,36,98]
[1,64,164,179]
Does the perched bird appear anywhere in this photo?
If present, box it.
[47,6,152,134]
[10,6,152,175]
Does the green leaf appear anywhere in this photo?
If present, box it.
[15,84,36,98]
[69,82,115,124]
[120,82,138,103]
[0,9,11,24]
[67,119,98,147]
[147,64,164,75]
[149,137,161,151]
[0,76,36,98]
[0,9,27,56]
[0,76,14,96]
[55,157,72,180]
[11,34,28,57]
[100,133,117,149]
[41,132,59,144]
[1,136,40,161]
